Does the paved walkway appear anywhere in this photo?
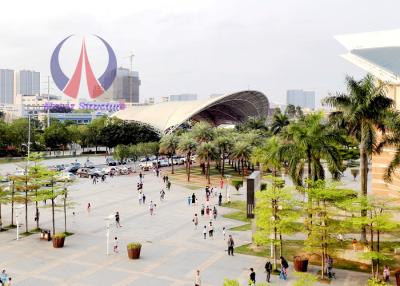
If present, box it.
[0,159,371,285]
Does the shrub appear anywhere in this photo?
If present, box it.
[231,179,243,191]
[127,242,142,249]
[223,278,240,286]
[53,233,66,239]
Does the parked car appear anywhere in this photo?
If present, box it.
[77,168,91,178]
[66,164,80,174]
[84,161,95,168]
[102,166,117,175]
[106,157,118,166]
[56,172,77,182]
[89,168,105,177]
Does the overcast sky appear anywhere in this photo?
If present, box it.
[1,0,399,105]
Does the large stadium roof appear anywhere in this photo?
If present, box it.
[113,90,269,133]
[335,29,400,83]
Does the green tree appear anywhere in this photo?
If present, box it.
[254,178,300,270]
[44,121,71,153]
[324,74,394,241]
[114,145,131,162]
[303,181,356,279]
[279,112,344,186]
[159,134,179,174]
[196,142,217,184]
[285,104,296,119]
[213,132,234,177]
[231,141,252,178]
[271,112,289,135]
[178,133,197,181]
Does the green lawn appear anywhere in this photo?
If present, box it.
[223,211,250,223]
[229,223,251,231]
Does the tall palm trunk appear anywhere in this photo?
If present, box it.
[186,152,191,182]
[360,141,368,242]
[11,182,15,226]
[207,157,211,184]
[221,151,225,177]
[170,155,175,174]
[241,158,245,179]
[35,190,39,229]
[64,189,67,233]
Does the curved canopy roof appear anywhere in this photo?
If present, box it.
[113,90,269,133]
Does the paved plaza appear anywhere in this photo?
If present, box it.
[0,158,370,285]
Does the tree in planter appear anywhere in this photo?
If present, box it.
[341,196,399,279]
[230,179,243,192]
[351,169,359,181]
[254,176,300,270]
[13,172,39,233]
[159,134,179,174]
[38,170,63,235]
[303,180,356,280]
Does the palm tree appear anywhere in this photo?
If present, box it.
[252,136,281,176]
[271,112,289,135]
[231,141,253,178]
[324,74,393,241]
[159,134,179,174]
[177,133,197,181]
[279,112,344,186]
[213,132,234,177]
[196,142,217,184]
[192,122,215,143]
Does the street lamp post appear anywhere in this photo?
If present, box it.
[105,214,114,255]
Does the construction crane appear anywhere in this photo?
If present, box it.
[122,53,134,72]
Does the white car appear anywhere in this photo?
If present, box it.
[56,172,77,182]
[103,166,117,174]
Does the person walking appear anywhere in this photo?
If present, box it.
[1,270,9,285]
[249,268,256,285]
[209,207,213,221]
[202,226,207,239]
[193,214,199,229]
[160,189,165,201]
[115,212,121,227]
[227,235,234,255]
[208,222,214,239]
[192,193,196,205]
[218,192,222,206]
[142,193,146,204]
[195,270,201,286]
[187,196,191,205]
[279,256,289,280]
[113,237,119,253]
[163,175,166,183]
[222,227,226,240]
[92,176,97,184]
[166,180,171,190]
[87,203,91,213]
[200,205,205,216]
[149,201,154,216]
[213,206,217,220]
[265,259,272,283]
[383,265,390,282]
[138,192,143,205]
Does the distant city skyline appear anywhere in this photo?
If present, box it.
[0,0,399,106]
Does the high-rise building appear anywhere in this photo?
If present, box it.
[100,67,140,103]
[169,93,197,101]
[0,69,15,104]
[286,89,315,110]
[16,70,40,96]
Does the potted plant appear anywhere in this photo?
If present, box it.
[52,233,66,248]
[293,255,309,272]
[127,242,142,259]
[231,179,243,192]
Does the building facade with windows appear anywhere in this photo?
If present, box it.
[0,69,14,104]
